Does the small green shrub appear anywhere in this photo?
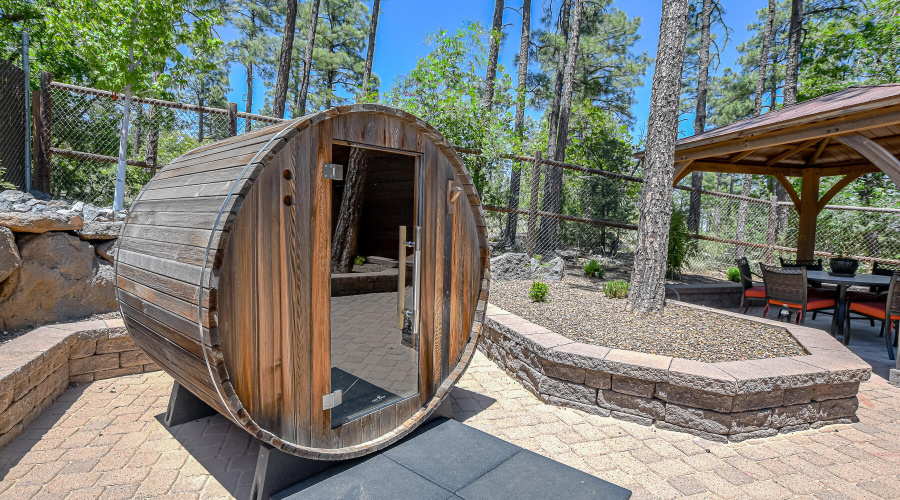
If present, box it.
[583,259,605,278]
[726,267,741,282]
[667,210,690,279]
[603,279,630,299]
[353,256,366,266]
[529,281,549,302]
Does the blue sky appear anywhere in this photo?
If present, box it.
[223,0,765,141]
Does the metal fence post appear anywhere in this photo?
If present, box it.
[22,32,31,193]
[525,150,542,256]
[227,103,238,137]
[766,195,777,264]
[33,71,52,194]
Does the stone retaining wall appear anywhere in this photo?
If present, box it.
[0,318,159,449]
[479,302,871,443]
[665,283,743,309]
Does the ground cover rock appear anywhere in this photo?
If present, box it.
[94,240,117,263]
[0,232,116,330]
[0,227,21,282]
[77,221,123,240]
[490,253,565,282]
[0,212,83,233]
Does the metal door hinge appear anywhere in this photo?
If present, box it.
[323,390,342,410]
[323,163,343,180]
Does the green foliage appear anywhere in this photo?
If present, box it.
[726,267,741,282]
[667,210,690,279]
[529,0,650,125]
[353,256,366,266]
[383,23,515,196]
[603,279,630,299]
[583,259,605,278]
[529,281,549,302]
[800,0,900,99]
[0,0,224,94]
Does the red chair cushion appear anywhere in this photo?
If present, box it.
[849,301,900,320]
[768,297,835,310]
[744,285,766,298]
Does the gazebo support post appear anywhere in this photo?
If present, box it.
[796,169,820,260]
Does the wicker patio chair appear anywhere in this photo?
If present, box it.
[846,273,900,360]
[736,257,765,314]
[779,257,835,319]
[760,263,837,328]
[845,262,899,329]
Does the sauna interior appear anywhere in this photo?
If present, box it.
[329,143,419,428]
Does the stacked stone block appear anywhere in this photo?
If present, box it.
[479,303,871,443]
[0,318,159,449]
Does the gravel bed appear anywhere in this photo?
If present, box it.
[0,311,122,348]
[489,274,806,363]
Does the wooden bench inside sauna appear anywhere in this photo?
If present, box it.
[114,104,490,460]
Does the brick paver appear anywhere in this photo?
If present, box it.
[0,350,899,499]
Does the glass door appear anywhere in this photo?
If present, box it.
[328,144,421,428]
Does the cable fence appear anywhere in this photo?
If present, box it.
[470,150,900,278]
[36,78,285,206]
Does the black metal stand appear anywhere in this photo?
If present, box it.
[164,381,218,427]
[251,397,454,499]
[250,443,340,500]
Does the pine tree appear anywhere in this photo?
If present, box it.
[273,0,299,117]
[226,0,278,129]
[503,0,532,248]
[628,0,690,315]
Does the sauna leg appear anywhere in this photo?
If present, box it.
[164,382,218,427]
[426,396,455,424]
[250,443,338,500]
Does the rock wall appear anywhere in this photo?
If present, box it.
[479,304,871,443]
[0,191,123,331]
[0,318,159,450]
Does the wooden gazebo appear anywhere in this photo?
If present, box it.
[671,85,900,259]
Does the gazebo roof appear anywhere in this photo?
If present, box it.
[665,84,900,186]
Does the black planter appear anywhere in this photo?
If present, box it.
[829,258,859,275]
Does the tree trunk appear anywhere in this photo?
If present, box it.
[687,0,712,234]
[735,174,752,258]
[198,93,205,143]
[546,0,571,160]
[273,0,298,118]
[503,0,532,248]
[145,105,159,175]
[361,0,381,96]
[754,0,775,116]
[481,0,505,111]
[536,0,583,254]
[297,0,321,116]
[245,61,254,132]
[628,0,689,315]
[133,105,144,154]
[783,0,803,106]
[332,147,368,273]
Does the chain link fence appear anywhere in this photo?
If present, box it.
[38,80,284,206]
[476,151,900,279]
[0,58,27,190]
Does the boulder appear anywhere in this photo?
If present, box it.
[77,221,123,240]
[0,190,33,204]
[490,252,565,282]
[490,253,532,281]
[0,227,21,282]
[0,212,83,233]
[0,232,116,331]
[94,240,117,263]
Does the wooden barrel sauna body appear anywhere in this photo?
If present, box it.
[114,105,490,459]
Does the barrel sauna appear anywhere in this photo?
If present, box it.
[114,104,490,459]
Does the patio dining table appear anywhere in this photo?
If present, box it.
[806,270,892,345]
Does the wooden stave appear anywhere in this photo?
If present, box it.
[116,105,491,459]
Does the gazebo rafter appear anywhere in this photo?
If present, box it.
[641,84,900,260]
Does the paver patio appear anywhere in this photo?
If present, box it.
[0,323,899,499]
